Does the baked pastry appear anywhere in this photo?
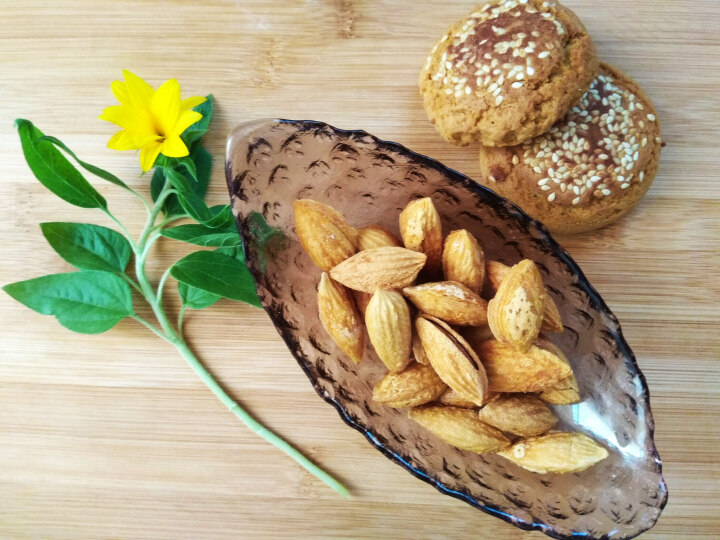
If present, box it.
[419,0,598,147]
[478,63,662,234]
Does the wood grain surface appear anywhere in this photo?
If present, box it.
[1,1,718,538]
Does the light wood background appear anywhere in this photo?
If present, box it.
[1,1,718,538]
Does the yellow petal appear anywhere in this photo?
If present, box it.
[173,110,202,135]
[139,140,163,172]
[107,130,142,151]
[180,95,206,111]
[111,80,130,106]
[100,104,155,136]
[160,134,189,158]
[122,69,154,108]
[151,78,181,136]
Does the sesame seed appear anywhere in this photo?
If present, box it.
[572,197,580,205]
[547,192,556,202]
[496,95,504,105]
[541,185,551,191]
[620,183,629,189]
[538,178,549,186]
[531,30,540,37]
[647,113,656,121]
[465,86,471,95]
[489,175,496,182]
[527,66,535,76]
[602,189,611,196]
[512,81,524,88]
[538,51,550,58]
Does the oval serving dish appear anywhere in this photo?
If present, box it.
[225,119,667,539]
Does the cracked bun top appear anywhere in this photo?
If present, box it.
[419,0,598,147]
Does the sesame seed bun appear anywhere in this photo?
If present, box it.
[478,63,662,234]
[419,0,598,147]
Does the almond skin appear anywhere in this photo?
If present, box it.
[535,336,581,404]
[409,405,510,454]
[415,315,488,406]
[317,273,364,364]
[412,332,429,365]
[479,339,573,393]
[487,259,546,351]
[294,199,358,271]
[486,260,563,333]
[442,229,484,293]
[357,225,401,250]
[399,197,443,279]
[497,432,609,473]
[404,281,488,326]
[330,247,426,293]
[353,290,372,317]
[372,362,447,408]
[365,290,412,373]
[478,394,557,437]
[439,388,499,408]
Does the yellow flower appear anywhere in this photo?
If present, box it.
[100,70,206,171]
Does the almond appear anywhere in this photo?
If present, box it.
[486,260,563,333]
[358,225,401,250]
[412,332,429,365]
[460,325,495,351]
[317,273,364,364]
[487,259,546,351]
[330,247,426,293]
[415,315,488,406]
[409,405,510,454]
[372,362,447,408]
[439,388,498,408]
[478,394,557,437]
[479,339,573,393]
[294,199,358,270]
[535,336,581,404]
[497,432,609,473]
[442,230,484,293]
[403,281,488,326]
[399,197,443,279]
[365,290,412,373]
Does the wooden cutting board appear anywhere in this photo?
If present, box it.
[0,1,718,538]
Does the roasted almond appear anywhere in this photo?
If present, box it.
[415,315,488,406]
[294,199,358,270]
[497,432,609,473]
[365,290,412,373]
[442,229,484,293]
[535,336,581,404]
[478,394,557,437]
[358,225,401,250]
[403,281,488,326]
[479,339,573,393]
[487,259,546,351]
[486,260,563,333]
[399,197,443,279]
[317,273,364,364]
[409,405,510,453]
[330,247,426,293]
[412,332,429,365]
[460,325,495,351]
[439,388,498,408]
[372,362,447,408]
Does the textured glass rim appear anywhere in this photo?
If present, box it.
[226,119,668,540]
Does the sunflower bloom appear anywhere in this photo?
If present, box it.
[100,70,206,171]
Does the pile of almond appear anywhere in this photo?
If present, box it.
[294,197,608,474]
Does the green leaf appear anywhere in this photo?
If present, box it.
[181,95,214,147]
[205,204,235,228]
[177,281,220,309]
[151,144,212,216]
[40,222,132,273]
[170,250,261,307]
[38,135,133,192]
[15,119,106,209]
[246,211,286,272]
[160,223,241,247]
[3,271,134,334]
[175,155,198,182]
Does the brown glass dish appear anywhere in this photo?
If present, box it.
[225,119,667,539]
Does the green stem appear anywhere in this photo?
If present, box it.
[177,305,187,336]
[171,335,349,498]
[131,169,349,498]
